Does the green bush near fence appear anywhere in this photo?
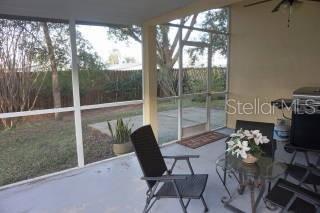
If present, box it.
[35,69,142,103]
[32,67,225,108]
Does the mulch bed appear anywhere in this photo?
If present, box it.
[83,126,114,164]
[178,131,228,149]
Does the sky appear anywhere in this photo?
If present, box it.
[77,12,227,69]
[77,25,143,64]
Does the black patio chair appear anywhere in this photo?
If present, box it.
[130,125,209,213]
[265,166,320,213]
[284,144,320,192]
[235,120,276,159]
[284,112,320,192]
[224,120,277,192]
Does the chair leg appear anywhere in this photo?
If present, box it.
[143,187,158,213]
[143,197,157,213]
[268,181,272,192]
[201,196,209,212]
[186,159,195,175]
[143,198,151,213]
[178,197,187,213]
[313,184,318,193]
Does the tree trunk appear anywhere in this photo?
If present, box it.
[41,22,62,120]
[156,15,198,96]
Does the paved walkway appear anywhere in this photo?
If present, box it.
[89,107,226,143]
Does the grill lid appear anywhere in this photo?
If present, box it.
[293,87,320,99]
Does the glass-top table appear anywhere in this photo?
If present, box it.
[216,153,287,213]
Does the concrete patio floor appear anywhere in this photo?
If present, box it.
[0,128,301,213]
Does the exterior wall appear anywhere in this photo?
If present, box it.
[227,1,320,128]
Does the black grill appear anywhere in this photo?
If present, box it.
[291,87,320,150]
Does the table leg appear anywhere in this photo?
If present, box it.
[247,178,266,213]
[216,166,232,202]
[254,180,266,210]
[249,179,256,213]
[217,167,267,213]
[238,172,246,195]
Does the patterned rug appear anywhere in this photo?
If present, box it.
[178,131,228,149]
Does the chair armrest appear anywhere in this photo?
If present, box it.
[163,155,200,160]
[278,182,320,206]
[224,137,232,149]
[285,144,320,153]
[164,155,199,175]
[141,175,187,182]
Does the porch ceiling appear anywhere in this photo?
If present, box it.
[0,0,243,25]
[0,0,193,25]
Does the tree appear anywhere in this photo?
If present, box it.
[76,31,105,71]
[41,22,62,120]
[123,57,136,64]
[107,49,121,65]
[188,9,229,65]
[78,47,105,71]
[0,20,47,128]
[106,9,228,96]
[106,15,198,96]
[0,18,105,125]
[38,23,106,120]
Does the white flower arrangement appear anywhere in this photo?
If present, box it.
[226,129,270,159]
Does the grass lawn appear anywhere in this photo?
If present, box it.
[0,106,142,187]
[0,116,77,186]
[158,98,226,112]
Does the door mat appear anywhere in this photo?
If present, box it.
[178,131,228,149]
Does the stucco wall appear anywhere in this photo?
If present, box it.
[227,1,320,128]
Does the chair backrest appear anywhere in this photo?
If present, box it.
[130,125,168,189]
[235,120,276,159]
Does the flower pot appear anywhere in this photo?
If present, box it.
[242,154,258,164]
[112,142,133,155]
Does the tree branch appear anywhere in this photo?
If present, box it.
[169,18,186,58]
[170,14,198,67]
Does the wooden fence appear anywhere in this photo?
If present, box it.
[1,67,226,111]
